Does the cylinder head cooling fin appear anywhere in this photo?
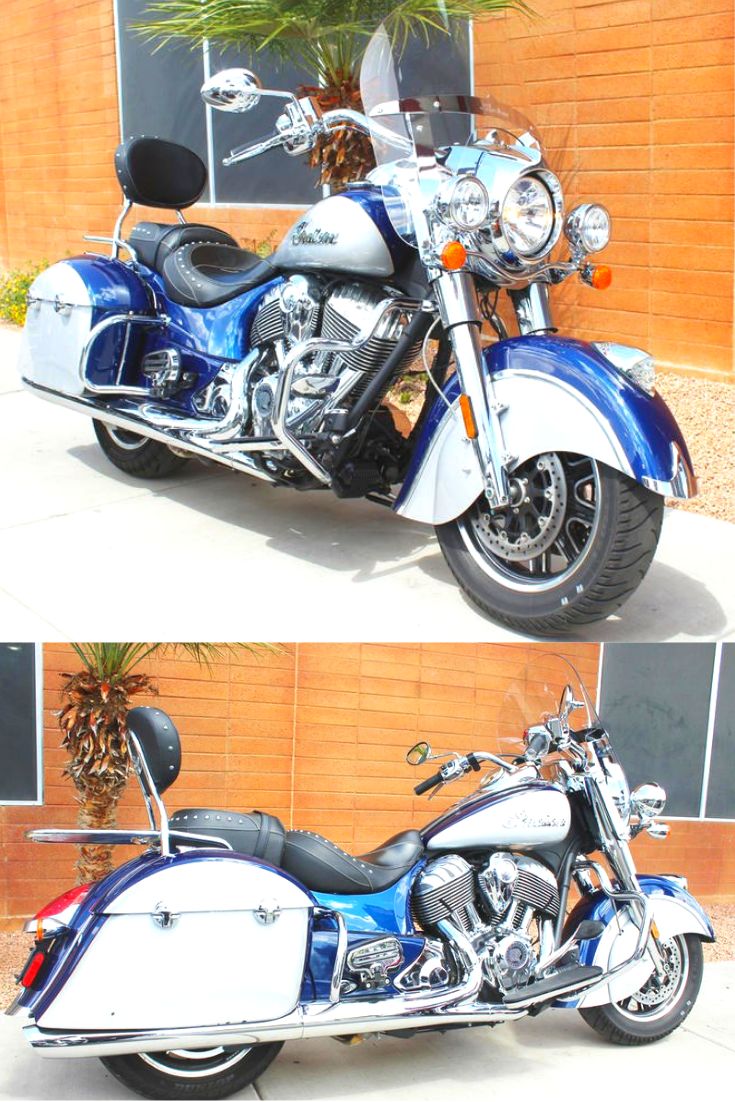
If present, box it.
[413,855,475,929]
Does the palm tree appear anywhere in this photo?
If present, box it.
[58,643,273,883]
[136,1,531,186]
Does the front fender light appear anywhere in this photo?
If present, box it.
[594,342,656,395]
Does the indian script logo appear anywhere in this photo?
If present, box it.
[291,221,339,247]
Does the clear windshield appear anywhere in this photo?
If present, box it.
[496,653,600,757]
[359,23,543,246]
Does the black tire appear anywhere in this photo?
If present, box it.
[101,1042,283,1100]
[93,419,189,479]
[436,454,663,636]
[579,934,703,1045]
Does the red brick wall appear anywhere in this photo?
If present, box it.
[1,642,733,924]
[0,2,731,379]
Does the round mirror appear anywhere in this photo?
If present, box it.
[406,741,431,766]
[201,69,263,112]
[631,782,667,819]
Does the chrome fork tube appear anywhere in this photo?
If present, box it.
[433,271,510,507]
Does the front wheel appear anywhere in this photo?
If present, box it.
[436,453,664,635]
[101,1042,283,1100]
[579,934,703,1045]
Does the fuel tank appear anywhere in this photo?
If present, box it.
[273,187,407,278]
[423,780,572,851]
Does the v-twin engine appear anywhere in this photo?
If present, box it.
[412,853,561,994]
[243,275,418,439]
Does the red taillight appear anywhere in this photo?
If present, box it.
[35,884,91,921]
[20,950,46,988]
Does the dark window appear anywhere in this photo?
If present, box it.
[114,2,471,208]
[0,643,42,805]
[599,644,716,818]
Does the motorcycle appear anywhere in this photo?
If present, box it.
[18,23,696,634]
[8,655,713,1100]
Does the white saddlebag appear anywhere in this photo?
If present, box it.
[18,262,94,397]
[37,855,313,1031]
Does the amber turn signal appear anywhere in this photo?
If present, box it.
[588,264,612,290]
[440,240,467,270]
[459,393,478,439]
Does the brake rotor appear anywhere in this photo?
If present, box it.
[471,452,567,563]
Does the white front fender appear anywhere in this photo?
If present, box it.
[394,337,695,526]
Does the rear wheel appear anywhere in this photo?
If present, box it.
[101,1041,283,1100]
[93,419,189,478]
[436,453,663,635]
[579,934,703,1045]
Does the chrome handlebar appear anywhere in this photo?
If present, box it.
[223,98,414,168]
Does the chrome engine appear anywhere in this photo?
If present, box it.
[204,275,417,439]
[412,853,560,994]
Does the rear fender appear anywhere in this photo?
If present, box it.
[395,336,695,526]
[556,874,714,1009]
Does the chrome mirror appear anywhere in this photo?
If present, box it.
[630,782,667,819]
[406,741,431,766]
[201,69,263,112]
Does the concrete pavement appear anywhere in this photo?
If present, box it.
[1,323,733,641]
[1,961,733,1099]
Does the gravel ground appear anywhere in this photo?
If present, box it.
[656,373,735,525]
[1,904,733,1012]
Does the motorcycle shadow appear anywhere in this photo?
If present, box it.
[69,444,729,642]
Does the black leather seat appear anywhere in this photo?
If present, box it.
[169,808,286,866]
[129,221,238,274]
[281,828,424,895]
[162,241,278,308]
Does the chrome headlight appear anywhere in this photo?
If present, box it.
[436,175,490,231]
[501,175,555,256]
[631,782,667,819]
[565,203,611,255]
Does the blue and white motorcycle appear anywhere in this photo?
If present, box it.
[9,656,713,1100]
[19,23,696,633]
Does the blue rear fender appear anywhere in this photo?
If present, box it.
[395,335,696,526]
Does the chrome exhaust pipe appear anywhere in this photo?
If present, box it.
[25,919,504,1059]
[21,378,277,484]
[138,352,257,441]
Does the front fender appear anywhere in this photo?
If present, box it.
[395,335,696,526]
[556,874,714,1010]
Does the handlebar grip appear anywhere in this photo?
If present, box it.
[414,770,443,796]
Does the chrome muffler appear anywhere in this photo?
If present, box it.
[20,377,277,484]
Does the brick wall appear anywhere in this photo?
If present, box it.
[1,641,733,923]
[475,1,734,380]
[0,1,731,380]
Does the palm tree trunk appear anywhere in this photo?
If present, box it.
[300,77,375,187]
[74,778,127,884]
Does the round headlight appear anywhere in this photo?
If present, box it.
[501,176,555,257]
[565,203,611,255]
[436,175,490,232]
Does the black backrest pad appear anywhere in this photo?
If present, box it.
[126,706,181,794]
[115,137,207,209]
